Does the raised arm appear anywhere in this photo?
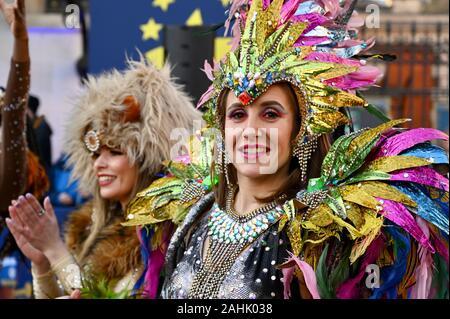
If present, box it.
[0,0,29,211]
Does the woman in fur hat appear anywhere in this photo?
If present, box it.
[6,57,202,298]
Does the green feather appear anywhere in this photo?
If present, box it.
[316,244,333,298]
[432,253,449,299]
[366,103,390,123]
[79,276,134,299]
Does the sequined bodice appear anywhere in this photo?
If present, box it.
[162,204,299,299]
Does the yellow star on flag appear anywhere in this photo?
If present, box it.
[186,9,203,26]
[152,0,175,12]
[140,18,163,41]
[145,46,164,69]
[220,0,230,7]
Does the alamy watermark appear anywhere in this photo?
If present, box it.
[65,4,80,29]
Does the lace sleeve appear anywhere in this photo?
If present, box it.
[31,265,63,299]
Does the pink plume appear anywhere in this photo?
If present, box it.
[295,36,330,46]
[390,167,449,192]
[410,217,434,299]
[320,0,341,19]
[324,66,382,90]
[196,85,215,109]
[336,235,384,298]
[282,252,321,299]
[305,52,360,66]
[374,128,449,159]
[347,11,364,28]
[379,199,435,253]
[143,244,166,298]
[201,60,215,81]
[174,154,191,165]
[281,0,302,24]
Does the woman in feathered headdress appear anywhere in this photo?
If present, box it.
[6,54,202,298]
[159,0,449,299]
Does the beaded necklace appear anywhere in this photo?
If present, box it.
[189,189,286,298]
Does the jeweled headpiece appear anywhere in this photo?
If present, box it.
[199,0,380,142]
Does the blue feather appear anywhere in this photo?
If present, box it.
[392,183,449,235]
[400,143,449,164]
[370,225,410,299]
[132,227,153,295]
[415,184,449,215]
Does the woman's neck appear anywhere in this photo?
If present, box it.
[233,168,289,215]
[120,198,130,212]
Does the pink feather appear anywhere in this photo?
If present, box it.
[142,222,174,298]
[410,217,434,299]
[379,199,435,253]
[390,167,449,192]
[281,0,303,24]
[196,85,215,108]
[320,0,341,19]
[282,252,321,299]
[201,60,215,81]
[324,66,382,90]
[291,13,329,34]
[305,52,360,66]
[373,128,449,159]
[295,35,330,46]
[347,12,364,28]
[336,235,385,298]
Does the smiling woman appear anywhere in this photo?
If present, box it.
[5,56,202,299]
[92,147,138,210]
[161,0,449,299]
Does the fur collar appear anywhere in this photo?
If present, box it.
[64,201,142,282]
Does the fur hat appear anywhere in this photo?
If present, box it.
[65,57,202,193]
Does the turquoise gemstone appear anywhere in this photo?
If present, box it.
[244,225,251,232]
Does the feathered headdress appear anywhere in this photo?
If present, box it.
[65,57,202,194]
[199,0,381,142]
